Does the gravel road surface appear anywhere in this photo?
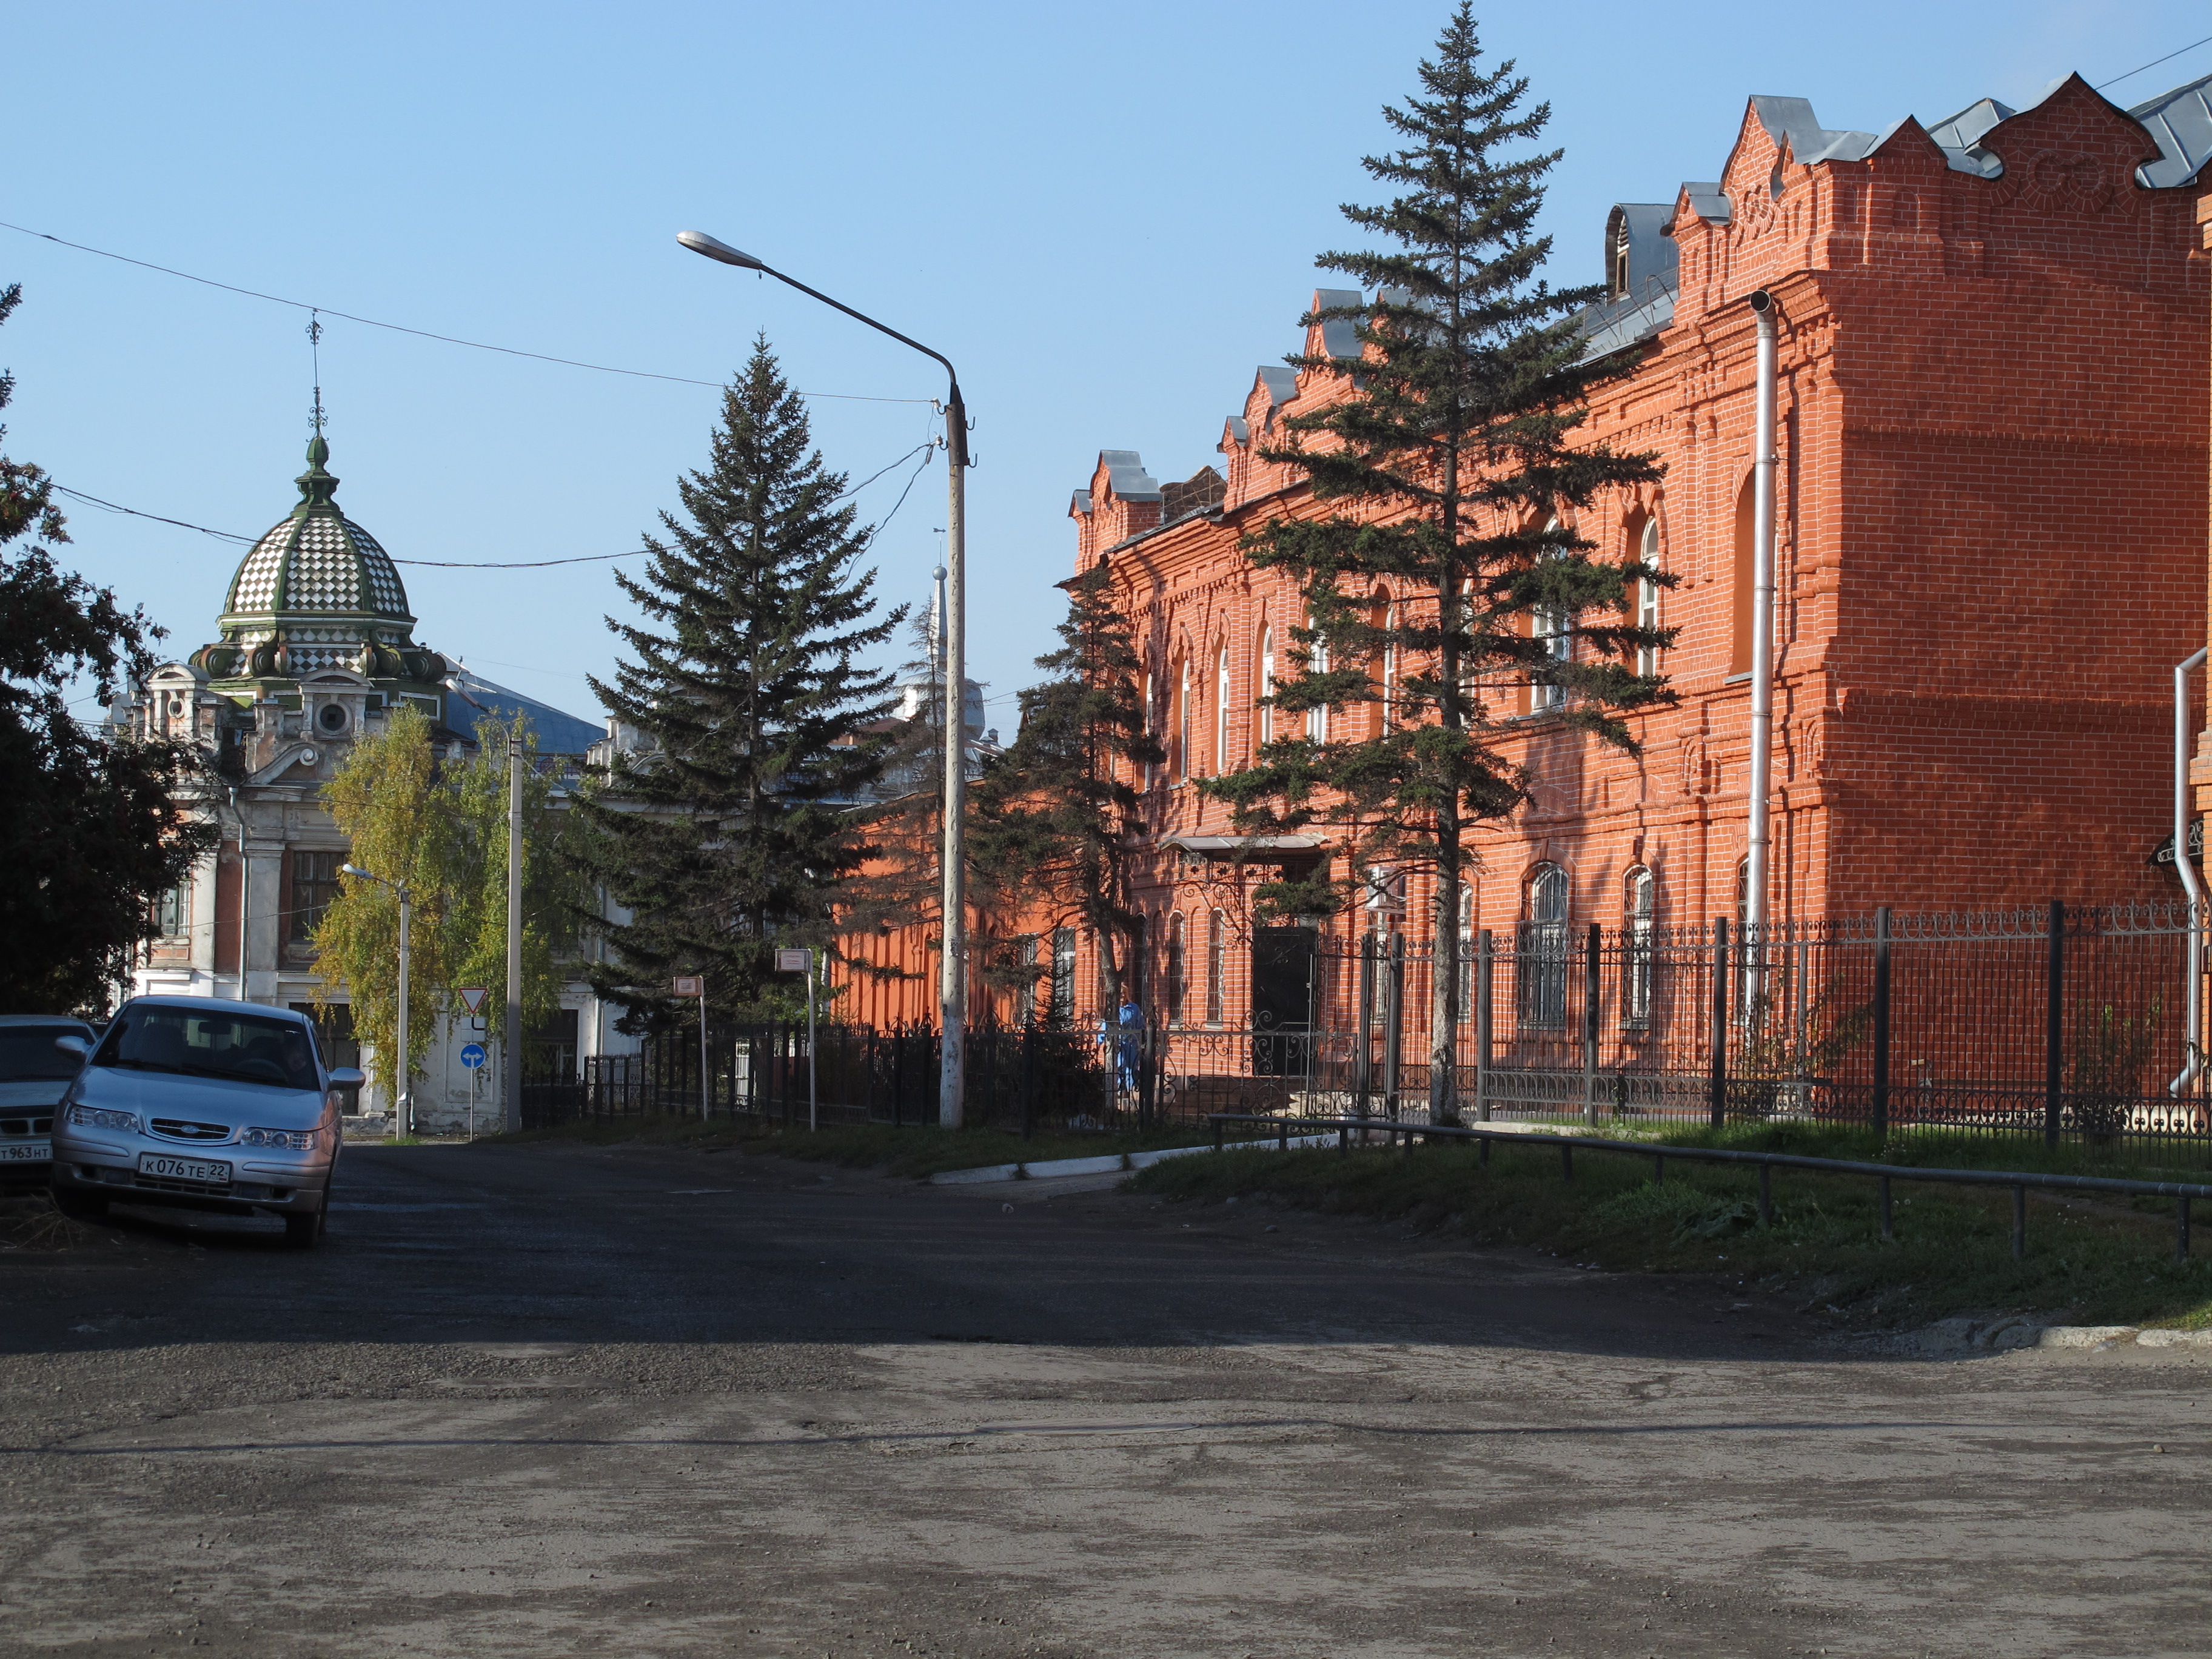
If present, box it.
[1,1139,2206,1657]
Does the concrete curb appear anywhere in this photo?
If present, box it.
[925,1132,1341,1186]
[1903,1317,2212,1355]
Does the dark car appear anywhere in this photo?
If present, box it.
[0,1015,95,1189]
[50,997,363,1248]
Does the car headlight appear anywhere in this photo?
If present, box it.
[67,1105,139,1133]
[241,1127,318,1151]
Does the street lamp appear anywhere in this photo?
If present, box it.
[677,229,973,1129]
[342,863,412,1136]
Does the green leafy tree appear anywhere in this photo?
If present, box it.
[0,284,213,1012]
[313,707,578,1105]
[1201,7,1671,1122]
[442,715,593,1051]
[313,706,454,1104]
[578,337,902,1028]
[973,563,1162,1008]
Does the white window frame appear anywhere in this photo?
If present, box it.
[1635,518,1661,679]
[1258,626,1275,745]
[1624,867,1655,1027]
[1213,645,1230,774]
[1305,614,1329,743]
[1176,657,1191,780]
[1530,518,1569,714]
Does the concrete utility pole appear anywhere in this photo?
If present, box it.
[675,229,971,1127]
[229,786,249,1002]
[505,732,525,1134]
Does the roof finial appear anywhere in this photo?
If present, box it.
[307,310,327,442]
[294,311,337,506]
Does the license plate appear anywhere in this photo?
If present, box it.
[0,1140,48,1162]
[138,1151,232,1184]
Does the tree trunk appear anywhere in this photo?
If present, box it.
[1429,435,1464,1126]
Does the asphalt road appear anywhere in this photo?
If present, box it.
[1,1139,2206,1658]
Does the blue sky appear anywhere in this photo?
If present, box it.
[7,1,2207,731]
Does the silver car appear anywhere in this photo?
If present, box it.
[50,996,364,1248]
[0,1015,94,1189]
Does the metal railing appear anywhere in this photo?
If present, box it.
[1205,1113,2210,1263]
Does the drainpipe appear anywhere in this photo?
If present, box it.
[1743,290,1780,952]
[2170,646,2207,1096]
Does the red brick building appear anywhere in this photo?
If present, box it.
[1029,72,2211,1034]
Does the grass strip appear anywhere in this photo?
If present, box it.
[1127,1130,2212,1331]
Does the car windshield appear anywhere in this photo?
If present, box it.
[0,1027,88,1082]
[90,1008,321,1091]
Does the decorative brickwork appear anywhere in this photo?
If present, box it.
[1048,74,2210,1025]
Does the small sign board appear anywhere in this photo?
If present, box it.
[2149,818,2205,868]
[775,947,813,973]
[459,1042,488,1070]
[671,976,703,997]
[457,987,489,1016]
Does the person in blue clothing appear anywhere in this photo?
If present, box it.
[1113,993,1145,1094]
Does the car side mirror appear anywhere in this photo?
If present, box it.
[53,1035,90,1060]
[326,1067,366,1088]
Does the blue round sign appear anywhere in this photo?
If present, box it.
[460,1043,488,1070]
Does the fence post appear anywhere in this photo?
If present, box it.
[1138,1021,1158,1130]
[1582,922,1601,1128]
[1708,917,1730,1129]
[2044,899,2065,1152]
[1475,930,1493,1124]
[1355,933,1376,1119]
[1872,907,1892,1141]
[1384,931,1405,1122]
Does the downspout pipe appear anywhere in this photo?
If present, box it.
[2170,646,2207,1096]
[1744,291,1780,951]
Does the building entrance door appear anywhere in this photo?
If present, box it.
[1250,925,1315,1078]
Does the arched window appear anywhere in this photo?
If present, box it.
[1530,518,1570,712]
[1624,866,1656,1027]
[1455,879,1479,1011]
[1205,909,1227,1025]
[1213,644,1230,774]
[1517,863,1569,1028]
[1259,625,1278,745]
[1142,671,1157,791]
[1306,613,1329,743]
[1176,655,1191,780]
[1635,517,1662,679]
[1165,912,1187,1027]
[1731,475,1757,676]
[1050,927,1076,1023]
[1379,599,1399,730]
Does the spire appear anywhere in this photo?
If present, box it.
[292,432,340,514]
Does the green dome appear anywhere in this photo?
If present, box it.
[221,435,414,632]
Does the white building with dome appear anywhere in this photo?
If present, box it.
[123,435,632,1130]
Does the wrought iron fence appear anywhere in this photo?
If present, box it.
[518,903,2212,1161]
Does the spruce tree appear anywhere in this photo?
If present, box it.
[1201,5,1671,1122]
[579,337,902,1025]
[972,563,1161,1008]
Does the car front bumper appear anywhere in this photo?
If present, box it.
[52,1136,332,1218]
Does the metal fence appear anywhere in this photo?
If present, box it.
[521,1022,1147,1136]
[519,902,2212,1162]
[1273,901,2212,1161]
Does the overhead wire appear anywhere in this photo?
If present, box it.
[0,219,936,404]
[2096,32,2212,91]
[49,438,946,569]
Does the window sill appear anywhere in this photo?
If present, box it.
[1723,671,1752,685]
